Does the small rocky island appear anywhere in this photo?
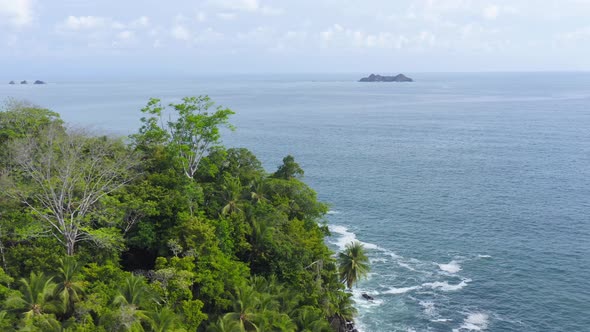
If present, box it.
[8,80,47,84]
[359,73,413,82]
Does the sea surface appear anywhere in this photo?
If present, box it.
[2,73,590,331]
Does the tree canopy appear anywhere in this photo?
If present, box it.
[0,97,365,331]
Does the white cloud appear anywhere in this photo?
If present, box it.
[196,11,207,22]
[58,15,150,32]
[171,25,191,41]
[117,30,135,40]
[212,0,259,11]
[209,0,282,16]
[217,12,237,20]
[62,16,108,30]
[0,0,33,27]
[129,16,150,28]
[483,5,499,19]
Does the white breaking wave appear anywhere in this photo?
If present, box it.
[438,260,462,274]
[419,300,436,317]
[477,254,492,259]
[422,278,472,292]
[397,261,418,271]
[327,210,341,215]
[453,312,489,331]
[328,224,379,250]
[382,286,421,294]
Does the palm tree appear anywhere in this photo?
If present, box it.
[113,274,155,308]
[293,306,331,332]
[5,272,58,320]
[223,285,261,331]
[338,241,370,289]
[327,292,357,332]
[249,181,268,205]
[221,176,243,216]
[207,315,245,332]
[144,307,181,332]
[113,274,155,331]
[55,256,85,316]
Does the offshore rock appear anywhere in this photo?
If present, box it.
[20,80,28,84]
[34,80,46,84]
[359,73,413,82]
[9,81,15,84]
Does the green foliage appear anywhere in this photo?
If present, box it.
[338,241,370,289]
[0,97,364,331]
[272,155,304,180]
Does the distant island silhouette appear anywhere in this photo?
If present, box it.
[359,73,413,82]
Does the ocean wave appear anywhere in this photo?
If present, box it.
[419,300,436,317]
[382,285,421,294]
[422,278,472,292]
[453,312,489,331]
[477,254,492,259]
[328,224,379,250]
[327,210,341,215]
[438,260,462,274]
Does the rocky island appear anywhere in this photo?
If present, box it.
[34,80,46,84]
[359,73,413,82]
[20,80,28,84]
[8,81,15,84]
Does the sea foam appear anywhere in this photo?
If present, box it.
[438,260,462,274]
[453,312,489,331]
[422,278,472,292]
[328,224,379,250]
[383,285,421,294]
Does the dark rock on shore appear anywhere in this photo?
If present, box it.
[330,315,358,332]
[359,73,413,82]
[20,80,28,84]
[362,293,374,301]
[9,81,15,84]
[34,80,46,84]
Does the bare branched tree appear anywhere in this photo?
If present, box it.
[6,124,139,255]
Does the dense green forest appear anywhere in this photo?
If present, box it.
[0,97,368,331]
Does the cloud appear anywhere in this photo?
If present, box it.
[217,12,237,20]
[0,0,34,27]
[483,5,499,19]
[171,25,191,41]
[61,16,108,30]
[117,30,135,40]
[209,0,282,16]
[57,15,150,32]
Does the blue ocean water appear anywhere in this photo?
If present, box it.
[2,73,590,331]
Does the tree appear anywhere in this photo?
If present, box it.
[272,155,304,180]
[135,96,234,179]
[54,257,85,317]
[5,124,139,255]
[5,272,58,320]
[338,241,370,289]
[144,307,183,332]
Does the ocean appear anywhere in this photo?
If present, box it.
[2,72,589,331]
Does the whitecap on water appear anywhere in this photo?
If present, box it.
[327,210,340,215]
[419,300,436,317]
[328,224,379,250]
[382,285,421,294]
[438,260,462,274]
[422,278,472,292]
[453,312,489,331]
[477,254,492,259]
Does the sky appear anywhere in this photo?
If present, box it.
[1,0,590,77]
